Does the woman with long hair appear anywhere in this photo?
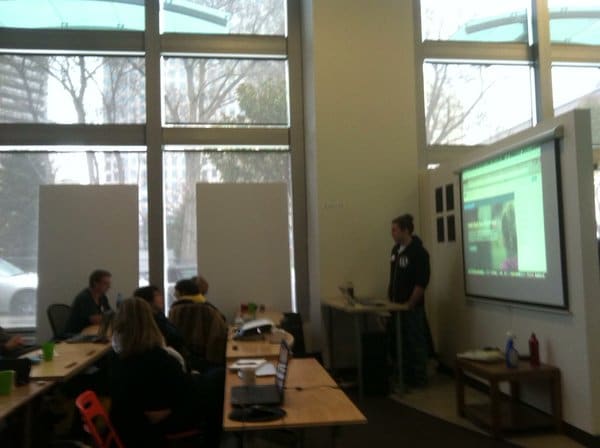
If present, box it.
[109,297,202,447]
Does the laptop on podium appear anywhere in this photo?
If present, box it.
[230,339,291,407]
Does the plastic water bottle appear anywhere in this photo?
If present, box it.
[529,333,540,367]
[505,332,519,368]
[116,292,123,309]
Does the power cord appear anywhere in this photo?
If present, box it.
[285,385,340,391]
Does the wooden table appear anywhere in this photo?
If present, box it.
[28,341,111,381]
[322,296,409,398]
[223,358,366,432]
[0,380,53,421]
[455,357,562,438]
[0,380,54,448]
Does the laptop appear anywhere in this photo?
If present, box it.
[230,339,290,407]
[66,310,114,343]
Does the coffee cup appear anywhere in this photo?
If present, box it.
[42,341,55,361]
[239,366,256,386]
[0,370,15,396]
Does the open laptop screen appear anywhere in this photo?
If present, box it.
[276,340,290,394]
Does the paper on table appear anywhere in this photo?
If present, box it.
[228,358,267,370]
[457,349,503,362]
[255,363,277,376]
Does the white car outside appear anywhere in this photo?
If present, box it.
[0,258,38,315]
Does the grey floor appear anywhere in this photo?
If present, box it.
[391,372,584,448]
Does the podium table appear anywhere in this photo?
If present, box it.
[455,357,562,438]
[322,296,408,398]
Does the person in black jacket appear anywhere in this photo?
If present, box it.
[65,269,112,334]
[133,285,186,355]
[388,214,432,388]
[109,297,203,447]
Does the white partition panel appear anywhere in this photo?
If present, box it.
[37,185,138,341]
[197,183,292,322]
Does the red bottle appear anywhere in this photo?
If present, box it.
[529,333,540,367]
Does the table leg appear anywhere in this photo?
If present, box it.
[354,314,363,400]
[393,311,404,394]
[489,380,502,438]
[330,426,341,448]
[22,402,32,448]
[455,365,465,417]
[325,305,335,371]
[551,371,563,432]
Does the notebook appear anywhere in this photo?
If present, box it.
[230,339,290,407]
[66,310,114,343]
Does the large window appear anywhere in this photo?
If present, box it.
[163,148,292,307]
[0,0,304,330]
[163,58,288,126]
[161,0,286,35]
[420,0,529,43]
[0,149,147,329]
[0,55,145,124]
[423,63,533,145]
[418,0,600,149]
[548,0,600,45]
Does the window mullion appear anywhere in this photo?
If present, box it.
[145,0,165,291]
[531,0,554,122]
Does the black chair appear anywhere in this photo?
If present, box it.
[280,312,306,357]
[47,303,72,340]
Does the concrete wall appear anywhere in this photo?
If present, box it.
[302,0,421,356]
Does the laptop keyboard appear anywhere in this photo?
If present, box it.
[65,334,102,343]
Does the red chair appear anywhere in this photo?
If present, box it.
[75,390,125,448]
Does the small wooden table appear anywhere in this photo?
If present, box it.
[0,380,54,448]
[0,380,53,421]
[455,357,562,438]
[322,296,409,398]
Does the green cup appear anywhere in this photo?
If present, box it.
[248,302,257,319]
[0,370,14,395]
[42,341,55,361]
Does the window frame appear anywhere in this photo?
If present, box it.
[414,0,600,163]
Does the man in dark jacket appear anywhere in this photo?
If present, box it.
[65,269,112,334]
[388,214,432,388]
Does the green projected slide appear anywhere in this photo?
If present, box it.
[462,146,547,278]
[460,136,567,309]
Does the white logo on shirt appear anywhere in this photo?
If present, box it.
[398,256,409,268]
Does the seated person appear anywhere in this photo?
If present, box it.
[190,275,226,323]
[109,298,204,448]
[192,275,209,296]
[64,269,112,335]
[0,326,25,357]
[133,285,185,355]
[173,278,206,304]
[169,298,227,373]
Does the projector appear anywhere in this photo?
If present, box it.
[233,318,275,340]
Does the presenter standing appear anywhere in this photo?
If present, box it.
[388,214,431,388]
